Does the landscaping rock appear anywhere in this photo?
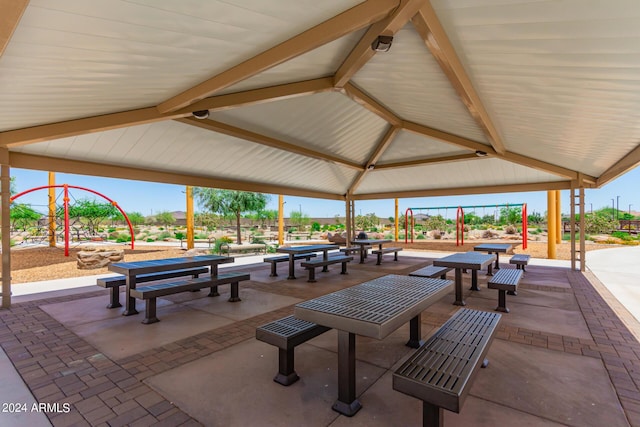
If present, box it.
[76,247,124,269]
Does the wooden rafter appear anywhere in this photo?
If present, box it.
[597,143,640,187]
[353,180,577,200]
[411,2,506,155]
[334,0,425,88]
[9,152,343,200]
[157,0,400,114]
[374,153,478,169]
[178,78,337,115]
[348,125,400,194]
[0,0,28,58]
[402,120,594,181]
[342,83,402,126]
[176,117,363,171]
[0,107,185,148]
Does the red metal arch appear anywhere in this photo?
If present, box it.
[10,184,135,256]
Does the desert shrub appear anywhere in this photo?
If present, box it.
[157,231,172,240]
[214,236,233,254]
[146,238,155,242]
[504,225,517,234]
[431,230,442,240]
[482,230,495,239]
[416,233,425,239]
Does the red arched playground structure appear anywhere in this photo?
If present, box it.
[10,184,135,256]
[405,203,528,249]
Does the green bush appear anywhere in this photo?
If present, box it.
[612,231,635,241]
[157,231,172,240]
[214,236,233,254]
[416,233,425,239]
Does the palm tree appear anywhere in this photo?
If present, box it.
[194,188,269,244]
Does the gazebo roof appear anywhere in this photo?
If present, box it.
[1,0,639,201]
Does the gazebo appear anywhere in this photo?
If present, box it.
[2,0,639,307]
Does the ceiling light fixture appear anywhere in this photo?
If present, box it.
[371,35,393,52]
[475,150,488,157]
[192,110,210,120]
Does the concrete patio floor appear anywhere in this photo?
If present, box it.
[1,249,640,426]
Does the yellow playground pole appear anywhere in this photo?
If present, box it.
[555,190,562,244]
[48,172,56,247]
[186,186,194,249]
[278,195,284,246]
[547,190,557,259]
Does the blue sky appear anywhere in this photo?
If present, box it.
[9,167,640,219]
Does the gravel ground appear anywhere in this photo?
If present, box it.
[3,240,618,284]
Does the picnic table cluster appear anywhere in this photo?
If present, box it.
[255,241,531,423]
[96,239,530,424]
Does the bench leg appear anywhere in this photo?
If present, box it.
[393,251,398,261]
[422,402,443,427]
[107,286,122,309]
[269,262,278,277]
[307,268,316,283]
[190,273,203,291]
[142,298,159,324]
[495,290,510,313]
[228,281,241,302]
[439,274,447,280]
[208,286,220,297]
[340,262,348,275]
[376,253,382,265]
[507,288,518,296]
[274,348,299,386]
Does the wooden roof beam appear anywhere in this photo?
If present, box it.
[374,153,478,170]
[348,125,400,194]
[0,0,28,58]
[597,143,640,187]
[9,152,343,200]
[0,107,186,148]
[178,78,337,115]
[334,0,425,88]
[411,2,506,155]
[157,0,401,114]
[353,180,577,200]
[176,117,363,171]
[342,83,402,126]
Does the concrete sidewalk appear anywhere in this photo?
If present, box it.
[0,248,639,426]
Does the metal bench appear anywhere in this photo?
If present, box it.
[509,254,531,271]
[409,265,453,280]
[393,308,502,427]
[96,267,209,308]
[263,253,317,277]
[255,315,331,386]
[219,243,267,256]
[487,268,523,313]
[371,247,402,265]
[129,272,250,324]
[300,255,353,282]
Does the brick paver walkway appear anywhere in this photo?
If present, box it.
[1,265,639,426]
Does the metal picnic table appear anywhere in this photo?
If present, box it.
[433,252,496,305]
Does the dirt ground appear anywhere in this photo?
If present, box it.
[2,239,618,284]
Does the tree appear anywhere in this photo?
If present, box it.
[10,203,41,231]
[290,210,310,229]
[499,206,522,225]
[194,212,222,231]
[194,188,269,244]
[155,211,176,228]
[355,213,379,231]
[64,199,119,235]
[126,211,146,226]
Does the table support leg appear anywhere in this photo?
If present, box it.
[470,270,480,291]
[333,331,361,417]
[494,252,500,270]
[286,254,296,280]
[360,247,365,264]
[407,314,423,348]
[123,276,139,316]
[453,268,466,306]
